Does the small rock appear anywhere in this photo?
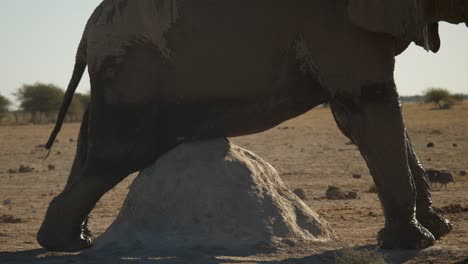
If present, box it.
[429,129,442,135]
[47,164,56,171]
[69,138,74,142]
[427,157,432,161]
[18,165,34,173]
[352,173,361,179]
[326,186,347,200]
[459,170,467,176]
[293,188,307,201]
[452,143,458,147]
[0,214,25,224]
[7,169,17,174]
[426,142,435,148]
[35,144,45,148]
[3,199,12,205]
[56,151,61,155]
[55,139,60,143]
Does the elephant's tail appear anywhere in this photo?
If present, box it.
[45,39,87,150]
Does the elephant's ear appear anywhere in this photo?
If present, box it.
[347,0,440,53]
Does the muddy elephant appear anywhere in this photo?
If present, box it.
[37,0,467,252]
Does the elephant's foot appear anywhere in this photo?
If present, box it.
[418,209,452,239]
[377,220,435,249]
[37,197,94,252]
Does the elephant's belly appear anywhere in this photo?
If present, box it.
[158,92,327,140]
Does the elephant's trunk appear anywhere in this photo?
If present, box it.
[427,0,468,25]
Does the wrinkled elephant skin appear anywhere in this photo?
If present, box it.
[37,0,461,252]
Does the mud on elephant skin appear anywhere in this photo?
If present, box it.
[37,0,464,252]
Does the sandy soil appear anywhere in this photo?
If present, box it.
[0,103,467,263]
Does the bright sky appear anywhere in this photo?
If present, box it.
[1,1,467,107]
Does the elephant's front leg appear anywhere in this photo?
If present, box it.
[330,82,435,249]
[406,134,452,239]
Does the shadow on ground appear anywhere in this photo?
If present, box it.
[0,244,447,264]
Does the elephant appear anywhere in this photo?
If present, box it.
[37,0,467,252]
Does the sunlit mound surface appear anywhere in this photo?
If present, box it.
[91,138,334,255]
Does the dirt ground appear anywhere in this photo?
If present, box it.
[0,103,467,263]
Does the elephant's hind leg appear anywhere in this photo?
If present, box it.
[37,163,127,252]
[330,82,435,249]
[37,109,127,252]
[406,135,452,239]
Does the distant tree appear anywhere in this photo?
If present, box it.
[15,83,64,122]
[0,94,11,113]
[75,92,90,109]
[452,93,465,103]
[0,94,11,123]
[424,88,453,109]
[64,92,90,122]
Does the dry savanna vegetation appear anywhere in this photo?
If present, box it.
[0,103,467,263]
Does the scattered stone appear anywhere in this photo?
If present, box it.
[293,188,307,201]
[0,214,25,224]
[326,186,358,200]
[47,164,56,171]
[368,211,377,217]
[7,169,17,174]
[453,143,458,147]
[352,173,361,179]
[55,139,60,143]
[426,142,435,148]
[367,185,378,193]
[56,151,61,155]
[433,204,468,214]
[459,170,467,176]
[326,186,347,200]
[3,199,12,206]
[427,157,432,161]
[18,165,34,173]
[69,138,74,142]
